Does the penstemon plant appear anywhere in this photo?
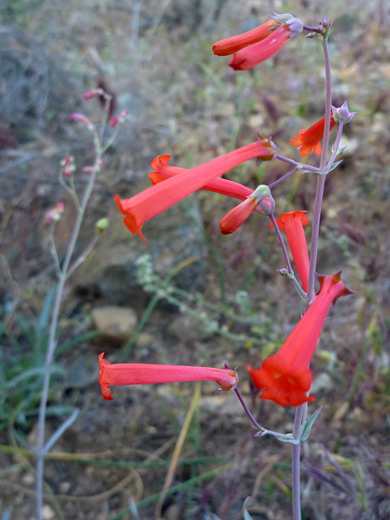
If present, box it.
[99,13,356,520]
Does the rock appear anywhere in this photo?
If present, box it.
[42,505,56,520]
[91,306,138,346]
[311,372,333,395]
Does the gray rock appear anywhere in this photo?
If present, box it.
[91,306,138,346]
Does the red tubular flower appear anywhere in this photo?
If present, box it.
[213,15,303,71]
[115,140,274,242]
[229,25,292,70]
[99,353,239,400]
[290,116,336,157]
[212,19,277,56]
[219,197,258,235]
[149,155,256,201]
[272,211,310,292]
[247,272,353,407]
[219,185,274,235]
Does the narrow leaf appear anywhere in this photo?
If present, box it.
[300,406,322,442]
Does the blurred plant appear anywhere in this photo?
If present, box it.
[29,88,128,520]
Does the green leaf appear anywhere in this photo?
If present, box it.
[300,406,322,442]
[326,160,343,173]
[261,430,300,445]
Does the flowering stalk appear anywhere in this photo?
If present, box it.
[35,97,120,519]
[291,29,335,520]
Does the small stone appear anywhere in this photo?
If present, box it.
[42,505,56,520]
[311,372,333,395]
[92,306,137,346]
[59,481,71,494]
[163,504,181,520]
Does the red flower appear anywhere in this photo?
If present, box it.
[290,116,336,157]
[229,25,291,70]
[220,198,258,235]
[212,19,277,56]
[213,15,303,71]
[99,353,239,400]
[219,185,274,235]
[115,140,274,242]
[247,273,353,407]
[272,211,310,292]
[149,155,255,201]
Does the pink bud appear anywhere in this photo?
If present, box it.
[45,202,64,223]
[70,113,93,129]
[83,89,105,100]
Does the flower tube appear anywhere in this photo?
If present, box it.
[212,19,277,56]
[213,14,303,71]
[99,353,239,400]
[220,185,274,235]
[272,211,310,292]
[115,140,274,242]
[148,155,256,202]
[290,116,336,157]
[247,272,353,407]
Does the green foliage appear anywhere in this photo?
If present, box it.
[0,289,94,435]
[0,0,44,26]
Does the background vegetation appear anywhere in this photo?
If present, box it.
[0,0,389,519]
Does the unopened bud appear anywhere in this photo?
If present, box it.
[95,217,109,233]
[45,202,64,223]
[270,13,303,36]
[70,113,94,129]
[83,89,106,100]
[259,193,275,215]
[278,268,289,277]
[331,101,357,124]
[60,156,76,177]
[109,109,129,128]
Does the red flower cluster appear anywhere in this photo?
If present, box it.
[115,140,274,242]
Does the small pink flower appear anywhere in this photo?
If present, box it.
[83,89,105,100]
[109,110,129,128]
[45,202,64,223]
[60,156,75,177]
[99,353,239,400]
[70,113,93,129]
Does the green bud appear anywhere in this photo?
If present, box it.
[95,217,109,233]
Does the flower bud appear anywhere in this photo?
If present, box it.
[331,101,357,124]
[45,202,64,223]
[95,217,109,233]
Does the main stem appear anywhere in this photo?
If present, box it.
[291,37,333,520]
[35,133,101,520]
